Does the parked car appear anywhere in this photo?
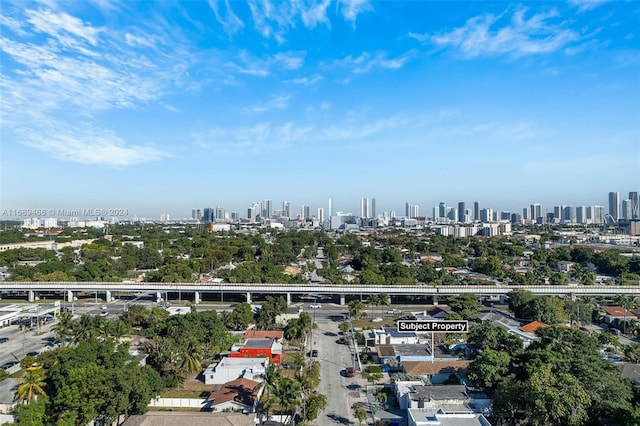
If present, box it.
[371,317,383,323]
[311,349,319,357]
[309,304,321,309]
[0,337,9,344]
[345,367,355,377]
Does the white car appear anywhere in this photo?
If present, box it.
[309,304,321,309]
[101,305,107,310]
[100,311,108,317]
[371,317,383,323]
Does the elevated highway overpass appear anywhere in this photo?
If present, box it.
[1,282,639,305]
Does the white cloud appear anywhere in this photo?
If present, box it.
[0,7,192,166]
[197,122,313,154]
[416,7,582,58]
[208,0,244,34]
[25,8,101,46]
[18,119,168,166]
[338,0,373,26]
[245,94,291,113]
[289,74,323,85]
[299,0,331,29]
[274,52,305,69]
[336,50,414,73]
[568,0,611,12]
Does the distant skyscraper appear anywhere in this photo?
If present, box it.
[328,198,332,218]
[371,198,376,218]
[474,202,480,221]
[458,202,465,223]
[576,206,587,224]
[562,206,575,223]
[360,198,369,218]
[215,206,225,221]
[317,208,324,223]
[249,202,261,222]
[203,207,214,222]
[530,203,542,221]
[438,202,446,219]
[263,199,272,219]
[191,209,201,220]
[593,205,605,224]
[301,205,310,221]
[622,199,633,220]
[480,208,493,222]
[629,192,638,218]
[609,192,620,220]
[283,201,291,219]
[160,214,170,223]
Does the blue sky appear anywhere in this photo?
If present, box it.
[1,0,638,219]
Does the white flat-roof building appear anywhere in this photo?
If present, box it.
[203,357,268,385]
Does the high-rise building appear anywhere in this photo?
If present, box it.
[328,199,332,218]
[562,206,575,223]
[203,208,214,222]
[283,201,291,219]
[593,205,605,224]
[522,207,529,221]
[622,199,633,220]
[530,203,543,221]
[191,209,202,220]
[160,214,170,223]
[458,202,465,223]
[301,205,310,221]
[629,192,638,218]
[248,202,261,222]
[576,206,587,224]
[216,206,226,221]
[317,208,324,223]
[480,208,493,222]
[371,198,376,218]
[474,202,480,221]
[360,198,369,219]
[609,192,620,220]
[262,199,272,219]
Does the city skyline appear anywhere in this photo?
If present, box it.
[1,1,639,216]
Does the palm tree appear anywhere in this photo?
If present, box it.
[257,363,281,420]
[15,366,47,404]
[348,300,366,319]
[378,293,390,318]
[367,294,380,318]
[176,340,203,376]
[53,311,76,346]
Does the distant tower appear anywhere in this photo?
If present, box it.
[608,192,620,221]
[328,198,332,218]
[263,199,272,219]
[629,192,639,218]
[283,201,291,219]
[371,198,376,218]
[458,202,465,223]
[474,202,480,221]
[317,208,325,223]
[360,198,369,219]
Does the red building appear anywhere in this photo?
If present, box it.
[229,338,283,365]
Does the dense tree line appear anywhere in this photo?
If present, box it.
[467,324,640,425]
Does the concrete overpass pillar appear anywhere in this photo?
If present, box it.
[156,292,162,303]
[105,291,112,303]
[194,292,200,304]
[67,291,74,303]
[570,292,576,302]
[432,295,438,306]
[28,291,35,302]
[340,295,346,305]
[286,293,291,305]
[246,292,252,303]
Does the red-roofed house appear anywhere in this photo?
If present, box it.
[520,321,550,334]
[230,338,283,365]
[208,377,262,413]
[244,330,284,341]
[602,306,638,325]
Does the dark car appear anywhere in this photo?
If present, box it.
[0,361,18,370]
[0,337,9,344]
[311,349,318,358]
[345,367,355,377]
[26,351,39,357]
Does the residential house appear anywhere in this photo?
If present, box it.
[375,327,419,345]
[244,330,284,341]
[203,357,269,385]
[406,384,490,413]
[408,408,491,426]
[395,381,427,410]
[401,360,471,385]
[0,378,17,415]
[520,321,549,335]
[556,261,575,273]
[230,338,283,365]
[602,306,637,327]
[208,378,262,413]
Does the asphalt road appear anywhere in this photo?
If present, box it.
[309,305,368,426]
